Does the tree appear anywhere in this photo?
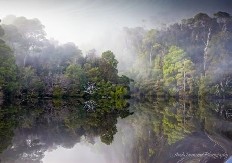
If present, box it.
[205,31,232,98]
[176,59,196,96]
[142,29,158,67]
[19,66,44,97]
[0,39,18,96]
[98,58,118,82]
[101,50,118,69]
[57,43,83,70]
[2,16,46,67]
[65,64,86,91]
[163,46,195,96]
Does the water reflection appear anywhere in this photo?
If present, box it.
[0,99,231,163]
[0,99,131,163]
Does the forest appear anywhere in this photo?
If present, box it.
[0,16,131,100]
[122,11,232,99]
[1,11,232,100]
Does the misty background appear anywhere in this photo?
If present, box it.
[1,0,232,70]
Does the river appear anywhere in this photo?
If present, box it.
[0,98,231,163]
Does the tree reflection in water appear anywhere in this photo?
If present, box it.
[0,99,231,163]
[0,98,131,162]
[128,99,232,163]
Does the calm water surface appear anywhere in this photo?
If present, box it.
[0,99,231,163]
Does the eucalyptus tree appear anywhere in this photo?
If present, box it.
[163,46,195,97]
[2,16,46,67]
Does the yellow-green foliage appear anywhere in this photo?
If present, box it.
[115,86,128,99]
[95,81,128,99]
[115,98,127,109]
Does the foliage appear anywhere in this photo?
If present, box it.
[101,50,118,69]
[0,17,131,99]
[0,38,18,96]
[123,11,232,99]
[2,11,232,99]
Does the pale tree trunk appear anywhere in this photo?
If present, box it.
[183,61,186,93]
[203,28,211,76]
[23,53,29,67]
[183,102,186,126]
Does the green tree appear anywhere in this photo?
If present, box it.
[176,59,196,96]
[65,64,86,86]
[98,59,118,82]
[64,64,86,96]
[0,40,18,96]
[101,50,118,69]
[163,46,195,96]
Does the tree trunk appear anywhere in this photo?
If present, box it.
[203,28,211,76]
[23,53,29,67]
[183,61,186,94]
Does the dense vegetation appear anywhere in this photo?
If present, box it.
[0,16,131,100]
[1,12,232,100]
[123,11,232,99]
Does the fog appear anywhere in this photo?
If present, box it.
[1,0,231,54]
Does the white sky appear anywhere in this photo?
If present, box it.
[0,0,155,51]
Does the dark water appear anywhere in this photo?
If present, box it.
[0,98,232,163]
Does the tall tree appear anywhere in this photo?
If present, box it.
[101,50,118,69]
[163,46,195,96]
[2,16,46,67]
[0,26,18,96]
